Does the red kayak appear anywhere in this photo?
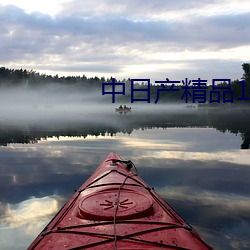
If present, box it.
[28,152,213,249]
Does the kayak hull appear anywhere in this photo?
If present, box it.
[28,152,213,249]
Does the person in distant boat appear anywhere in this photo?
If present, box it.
[124,105,127,109]
[119,105,123,109]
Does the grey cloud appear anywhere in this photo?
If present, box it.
[0,2,249,78]
[59,0,216,18]
[184,13,250,49]
[1,4,249,50]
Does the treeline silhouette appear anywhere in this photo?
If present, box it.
[0,109,249,149]
[0,67,105,90]
[0,64,249,104]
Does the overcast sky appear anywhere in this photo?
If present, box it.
[0,0,250,83]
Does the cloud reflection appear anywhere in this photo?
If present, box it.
[157,186,250,216]
[153,150,250,166]
[0,196,62,249]
[0,196,59,230]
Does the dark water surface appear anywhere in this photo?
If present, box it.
[0,107,250,249]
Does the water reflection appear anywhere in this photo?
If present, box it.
[0,108,250,149]
[1,196,59,228]
[0,196,62,250]
[0,113,250,249]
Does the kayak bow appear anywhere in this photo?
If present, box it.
[28,152,213,249]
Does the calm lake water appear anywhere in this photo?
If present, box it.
[0,106,250,249]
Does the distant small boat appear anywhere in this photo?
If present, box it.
[115,107,132,113]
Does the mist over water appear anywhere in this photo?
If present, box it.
[0,85,111,121]
[0,84,193,128]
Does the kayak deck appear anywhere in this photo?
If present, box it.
[28,152,213,249]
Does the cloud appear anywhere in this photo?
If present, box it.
[58,0,240,19]
[0,1,249,80]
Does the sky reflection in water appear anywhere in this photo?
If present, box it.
[0,127,250,249]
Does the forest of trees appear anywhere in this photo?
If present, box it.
[0,64,249,104]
